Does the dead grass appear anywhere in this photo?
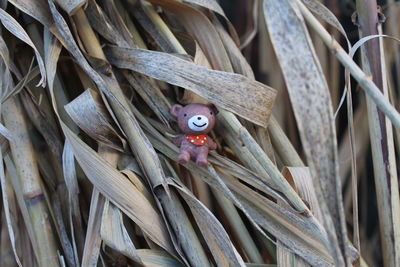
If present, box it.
[0,0,399,266]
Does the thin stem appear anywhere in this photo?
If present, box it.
[296,0,400,130]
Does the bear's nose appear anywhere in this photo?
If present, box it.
[197,117,202,120]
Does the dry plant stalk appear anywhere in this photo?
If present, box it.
[355,1,400,266]
[3,96,59,266]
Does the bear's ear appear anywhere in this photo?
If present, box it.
[208,104,219,115]
[170,104,183,117]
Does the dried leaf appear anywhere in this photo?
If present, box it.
[62,140,83,266]
[146,130,333,266]
[263,0,348,264]
[171,179,246,267]
[44,28,62,92]
[154,0,239,46]
[65,89,127,152]
[0,8,46,86]
[301,0,349,44]
[104,46,276,127]
[54,0,86,15]
[61,124,175,255]
[147,0,233,71]
[100,200,142,263]
[277,167,324,267]
[81,190,104,267]
[85,0,130,47]
[0,151,23,267]
[137,249,184,267]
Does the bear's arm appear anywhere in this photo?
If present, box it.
[207,137,217,150]
[172,135,185,147]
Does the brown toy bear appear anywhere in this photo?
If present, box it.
[170,103,218,167]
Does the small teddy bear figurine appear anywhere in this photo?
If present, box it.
[170,103,218,167]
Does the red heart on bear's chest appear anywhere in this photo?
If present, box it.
[185,134,207,146]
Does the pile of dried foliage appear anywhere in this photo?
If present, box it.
[0,0,399,266]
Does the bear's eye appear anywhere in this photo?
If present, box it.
[184,113,187,117]
[210,112,213,115]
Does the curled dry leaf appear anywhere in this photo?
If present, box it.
[61,125,175,255]
[65,89,127,152]
[0,8,46,86]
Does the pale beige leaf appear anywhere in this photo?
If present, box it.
[301,0,349,44]
[61,124,175,255]
[8,0,56,35]
[0,151,23,267]
[100,200,142,263]
[0,8,46,86]
[81,190,104,267]
[65,89,127,152]
[171,179,245,267]
[277,167,324,267]
[137,249,184,267]
[104,46,276,127]
[263,0,348,264]
[146,129,333,266]
[179,0,240,44]
[85,0,130,47]
[43,28,62,92]
[54,0,86,15]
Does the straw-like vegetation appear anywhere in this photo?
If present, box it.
[0,0,399,266]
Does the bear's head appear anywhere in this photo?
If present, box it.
[170,103,218,135]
